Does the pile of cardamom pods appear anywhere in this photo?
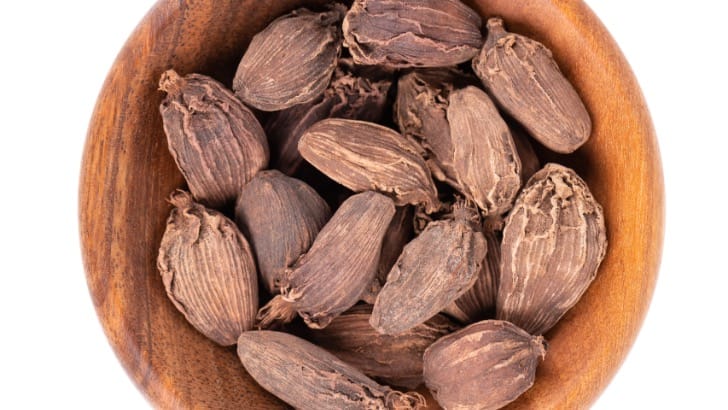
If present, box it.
[156,1,608,409]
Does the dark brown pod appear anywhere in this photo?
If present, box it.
[257,192,395,329]
[509,121,541,184]
[299,119,441,213]
[443,229,501,324]
[371,201,487,335]
[424,320,546,410]
[157,191,258,346]
[238,330,426,410]
[446,86,522,216]
[233,5,346,111]
[307,304,457,389]
[266,58,392,175]
[235,170,331,294]
[159,70,269,208]
[473,18,592,153]
[394,68,475,183]
[361,206,415,304]
[343,0,483,68]
[498,163,608,335]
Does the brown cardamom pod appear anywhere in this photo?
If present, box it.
[257,192,395,329]
[509,120,541,184]
[299,119,440,212]
[498,163,608,335]
[234,170,331,294]
[446,86,522,216]
[159,70,269,208]
[360,205,415,304]
[371,201,486,335]
[266,58,392,175]
[343,0,483,68]
[238,331,426,410]
[157,191,258,346]
[394,68,475,183]
[307,304,458,389]
[233,5,346,111]
[473,18,592,153]
[442,229,501,324]
[423,320,546,410]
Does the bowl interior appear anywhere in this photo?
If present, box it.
[80,0,663,408]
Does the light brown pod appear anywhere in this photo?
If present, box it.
[159,70,269,208]
[423,320,546,410]
[498,163,608,335]
[308,304,457,389]
[157,191,258,346]
[299,119,440,212]
[371,202,487,335]
[266,58,392,175]
[446,86,522,216]
[343,0,483,68]
[238,331,426,410]
[443,229,501,324]
[233,5,346,111]
[473,18,592,153]
[235,170,331,294]
[258,192,395,329]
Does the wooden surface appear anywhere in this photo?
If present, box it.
[79,0,664,409]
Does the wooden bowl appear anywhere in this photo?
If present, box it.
[79,0,664,408]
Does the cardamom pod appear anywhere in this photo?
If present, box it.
[257,191,395,329]
[266,58,392,175]
[343,0,483,68]
[159,70,269,208]
[498,163,608,335]
[233,5,346,111]
[371,201,486,335]
[157,191,258,346]
[238,330,426,410]
[234,170,331,294]
[307,304,458,389]
[473,18,592,153]
[394,68,476,183]
[442,229,501,324]
[509,120,541,184]
[423,320,546,410]
[446,86,522,216]
[299,119,440,212]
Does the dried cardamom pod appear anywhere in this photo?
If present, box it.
[299,119,440,212]
[307,304,458,389]
[394,68,475,183]
[360,206,415,304]
[423,320,546,410]
[233,5,346,111]
[238,331,426,410]
[473,18,592,153]
[446,86,522,216]
[159,70,269,208]
[157,191,258,346]
[442,229,501,324]
[234,170,331,294]
[498,163,608,335]
[257,192,395,329]
[266,58,392,175]
[509,120,541,184]
[371,201,486,335]
[343,0,483,68]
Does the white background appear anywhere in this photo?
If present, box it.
[0,1,725,408]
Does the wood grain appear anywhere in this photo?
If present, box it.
[79,0,664,409]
